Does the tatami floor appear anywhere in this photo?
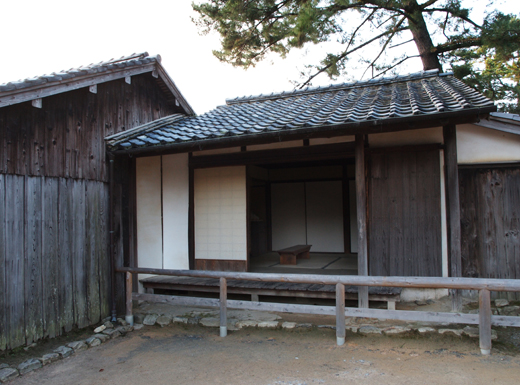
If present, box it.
[250,252,358,275]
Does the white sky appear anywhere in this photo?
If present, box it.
[1,0,518,114]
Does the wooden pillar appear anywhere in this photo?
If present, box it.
[479,289,492,355]
[220,277,227,337]
[355,134,369,308]
[443,125,462,311]
[336,283,346,345]
[125,272,134,326]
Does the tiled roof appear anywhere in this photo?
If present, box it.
[0,52,156,93]
[106,69,496,153]
[0,52,194,114]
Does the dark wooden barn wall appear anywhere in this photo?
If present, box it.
[369,149,442,277]
[0,73,179,181]
[0,175,110,350]
[459,167,520,300]
[0,73,178,350]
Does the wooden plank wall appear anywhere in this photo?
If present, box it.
[0,175,111,350]
[460,167,520,300]
[369,149,442,277]
[0,72,178,350]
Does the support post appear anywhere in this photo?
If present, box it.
[336,283,346,346]
[125,272,134,326]
[443,125,462,311]
[220,277,227,337]
[108,153,117,322]
[479,289,492,355]
[355,134,369,308]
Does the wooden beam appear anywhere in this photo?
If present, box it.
[336,283,346,345]
[125,272,133,326]
[443,125,463,311]
[32,98,42,108]
[220,277,227,337]
[479,289,492,355]
[89,84,97,94]
[355,134,369,308]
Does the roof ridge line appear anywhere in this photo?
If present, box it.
[226,69,447,105]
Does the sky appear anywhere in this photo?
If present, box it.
[1,0,519,114]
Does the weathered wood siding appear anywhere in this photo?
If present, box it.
[460,167,520,300]
[0,73,178,350]
[0,176,108,349]
[0,73,180,180]
[369,149,442,276]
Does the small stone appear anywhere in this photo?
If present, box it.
[133,324,144,330]
[23,342,37,351]
[200,318,219,327]
[104,321,114,329]
[492,330,498,341]
[117,318,128,326]
[383,326,412,335]
[172,317,189,324]
[67,341,88,352]
[358,326,382,335]
[500,306,520,316]
[156,315,172,327]
[281,322,297,329]
[102,316,112,323]
[236,320,257,329]
[122,325,134,333]
[495,299,509,308]
[41,353,60,365]
[54,346,73,358]
[17,358,42,375]
[134,313,145,324]
[257,321,278,328]
[295,323,312,329]
[102,328,121,339]
[415,300,428,306]
[0,364,9,370]
[94,325,106,333]
[187,317,200,325]
[93,333,110,343]
[438,329,463,337]
[462,326,479,338]
[0,368,19,382]
[143,314,159,326]
[346,326,358,333]
[85,337,102,347]
[318,325,335,330]
[418,327,436,334]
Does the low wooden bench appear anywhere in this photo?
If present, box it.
[277,244,312,265]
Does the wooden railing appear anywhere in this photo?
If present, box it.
[117,267,520,356]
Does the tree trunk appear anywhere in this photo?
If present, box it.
[404,0,443,71]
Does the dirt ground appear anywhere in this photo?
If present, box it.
[9,323,520,385]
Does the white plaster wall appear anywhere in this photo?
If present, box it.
[192,147,242,156]
[136,156,163,269]
[248,140,303,151]
[310,136,355,145]
[369,127,443,147]
[457,124,520,164]
[162,153,190,270]
[194,166,247,260]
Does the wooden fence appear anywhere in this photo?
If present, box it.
[119,267,520,356]
[0,174,111,350]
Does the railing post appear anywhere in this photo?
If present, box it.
[125,272,134,326]
[220,277,227,337]
[336,283,346,346]
[479,289,492,355]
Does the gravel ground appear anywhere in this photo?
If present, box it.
[8,323,520,385]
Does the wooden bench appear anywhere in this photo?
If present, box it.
[276,244,312,265]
